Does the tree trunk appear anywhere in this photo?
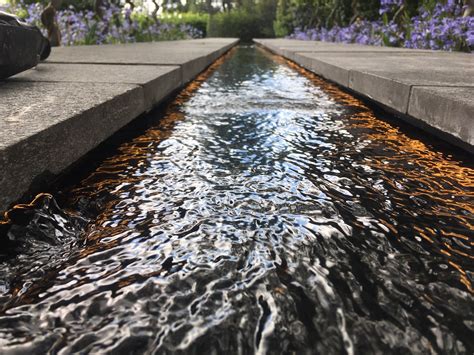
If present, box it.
[152,0,160,20]
[125,0,135,10]
[464,0,474,17]
[40,1,62,46]
[94,0,106,17]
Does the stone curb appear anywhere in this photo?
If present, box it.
[0,38,239,212]
[254,38,474,153]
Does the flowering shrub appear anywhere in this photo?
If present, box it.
[0,1,204,46]
[288,0,473,52]
[160,12,209,37]
[379,0,404,15]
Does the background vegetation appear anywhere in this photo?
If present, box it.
[286,0,473,51]
[1,0,472,51]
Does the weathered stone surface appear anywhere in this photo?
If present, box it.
[408,86,474,148]
[0,82,145,211]
[48,38,239,83]
[49,39,238,64]
[255,38,474,151]
[254,38,433,61]
[293,51,474,112]
[12,63,181,110]
[293,53,350,86]
[0,38,238,211]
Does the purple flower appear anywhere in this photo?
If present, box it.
[380,0,403,15]
[288,0,473,53]
[2,1,203,46]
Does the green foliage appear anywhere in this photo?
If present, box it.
[404,0,422,17]
[417,0,437,13]
[353,0,381,20]
[207,10,260,41]
[274,0,381,36]
[62,0,95,11]
[257,0,278,37]
[273,0,291,36]
[273,0,449,38]
[290,0,352,28]
[19,0,94,11]
[207,0,278,41]
[160,12,209,36]
[207,12,255,41]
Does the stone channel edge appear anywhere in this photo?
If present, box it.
[0,38,239,212]
[253,38,474,155]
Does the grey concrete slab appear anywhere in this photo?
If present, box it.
[0,82,145,211]
[408,86,474,148]
[0,38,238,211]
[49,39,238,64]
[10,63,181,110]
[49,45,209,64]
[49,38,239,83]
[347,54,473,114]
[294,51,473,113]
[254,38,434,58]
[292,52,350,86]
[254,38,474,151]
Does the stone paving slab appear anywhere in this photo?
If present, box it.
[294,51,473,84]
[49,39,238,63]
[408,86,474,149]
[0,38,238,211]
[291,51,473,113]
[254,38,474,151]
[0,82,145,210]
[49,38,239,83]
[11,63,181,110]
[254,38,433,61]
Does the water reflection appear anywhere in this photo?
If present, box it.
[0,46,472,354]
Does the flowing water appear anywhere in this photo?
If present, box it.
[0,46,473,354]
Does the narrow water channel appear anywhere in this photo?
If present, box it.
[0,46,473,354]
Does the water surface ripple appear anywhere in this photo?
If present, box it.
[0,46,473,354]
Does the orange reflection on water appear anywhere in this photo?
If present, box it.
[72,47,474,294]
[71,49,237,256]
[279,54,474,293]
